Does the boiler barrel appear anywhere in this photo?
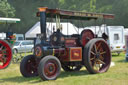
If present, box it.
[34,45,65,58]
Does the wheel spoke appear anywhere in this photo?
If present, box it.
[98,47,103,53]
[0,58,4,64]
[3,57,7,63]
[1,53,7,56]
[94,44,97,53]
[91,51,96,55]
[100,55,104,61]
[1,49,7,52]
[96,42,102,51]
[90,57,95,61]
[0,46,4,50]
[100,51,106,55]
[98,59,105,64]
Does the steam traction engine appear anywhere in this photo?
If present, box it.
[0,18,20,69]
[20,7,114,80]
[0,39,12,69]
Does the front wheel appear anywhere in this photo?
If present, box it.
[20,55,38,77]
[38,55,61,80]
[83,39,111,74]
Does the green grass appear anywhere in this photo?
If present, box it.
[0,53,128,85]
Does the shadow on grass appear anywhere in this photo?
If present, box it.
[111,54,119,57]
[111,52,125,57]
[59,70,89,78]
[0,70,89,83]
[0,76,40,83]
[117,59,128,63]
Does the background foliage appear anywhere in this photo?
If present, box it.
[0,0,15,17]
[0,0,127,33]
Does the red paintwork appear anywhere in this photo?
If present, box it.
[0,40,12,69]
[35,46,42,57]
[70,47,82,61]
[59,47,82,62]
[44,60,58,78]
[65,38,78,47]
[59,48,69,61]
[81,29,94,46]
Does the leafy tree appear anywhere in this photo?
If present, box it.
[4,0,128,33]
[90,0,96,12]
[0,0,15,17]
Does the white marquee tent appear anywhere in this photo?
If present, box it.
[25,22,82,39]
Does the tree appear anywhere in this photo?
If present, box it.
[90,0,96,12]
[5,0,128,33]
[0,0,15,17]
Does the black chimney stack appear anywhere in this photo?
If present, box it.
[40,12,46,40]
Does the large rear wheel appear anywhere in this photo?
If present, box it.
[83,39,111,73]
[38,55,61,80]
[0,39,12,69]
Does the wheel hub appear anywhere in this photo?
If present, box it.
[45,62,56,77]
[49,66,54,72]
[96,52,100,59]
[47,63,56,73]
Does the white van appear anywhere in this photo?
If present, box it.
[14,34,24,41]
[84,25,125,55]
[107,26,125,55]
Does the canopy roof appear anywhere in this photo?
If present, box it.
[37,7,114,20]
[0,17,20,23]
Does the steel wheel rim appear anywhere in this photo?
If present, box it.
[0,40,12,69]
[89,40,111,73]
[26,57,37,74]
[44,60,58,78]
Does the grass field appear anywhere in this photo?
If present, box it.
[0,53,128,85]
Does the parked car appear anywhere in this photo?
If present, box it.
[13,40,34,54]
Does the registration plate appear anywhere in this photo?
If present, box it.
[116,46,120,48]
